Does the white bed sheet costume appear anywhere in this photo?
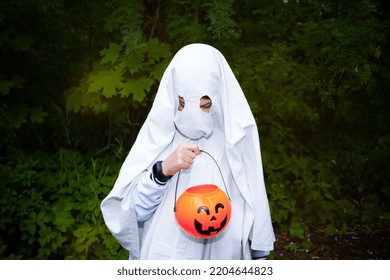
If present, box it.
[101,43,275,260]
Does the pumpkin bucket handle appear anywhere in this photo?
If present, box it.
[173,150,231,212]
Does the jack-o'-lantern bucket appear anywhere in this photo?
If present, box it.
[173,150,231,239]
[175,184,231,239]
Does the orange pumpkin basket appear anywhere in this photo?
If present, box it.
[174,150,231,239]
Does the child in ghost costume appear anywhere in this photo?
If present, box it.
[100,43,275,260]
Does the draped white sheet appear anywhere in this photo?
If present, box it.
[100,43,275,259]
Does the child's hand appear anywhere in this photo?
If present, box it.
[161,144,200,176]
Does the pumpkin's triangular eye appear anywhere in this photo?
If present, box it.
[215,203,224,213]
[197,206,210,215]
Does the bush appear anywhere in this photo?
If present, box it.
[0,148,127,259]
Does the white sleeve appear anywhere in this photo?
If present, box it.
[132,171,168,222]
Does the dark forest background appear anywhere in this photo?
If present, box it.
[1,0,389,259]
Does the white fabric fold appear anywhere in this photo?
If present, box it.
[133,171,168,222]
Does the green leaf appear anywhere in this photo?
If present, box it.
[87,69,123,98]
[66,81,108,113]
[12,110,28,129]
[119,51,144,75]
[147,39,172,63]
[68,89,107,113]
[0,75,25,95]
[73,225,93,239]
[121,77,154,102]
[289,221,305,239]
[30,107,48,123]
[100,43,122,64]
[150,60,170,80]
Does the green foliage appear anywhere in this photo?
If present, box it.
[66,38,172,114]
[0,75,25,95]
[66,0,173,116]
[227,0,389,240]
[261,121,341,237]
[202,0,239,40]
[0,148,127,259]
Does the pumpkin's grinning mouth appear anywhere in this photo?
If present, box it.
[194,215,228,235]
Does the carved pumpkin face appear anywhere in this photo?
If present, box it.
[175,184,231,239]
